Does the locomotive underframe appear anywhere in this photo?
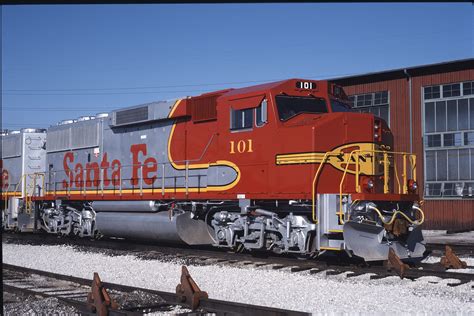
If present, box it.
[2,193,426,262]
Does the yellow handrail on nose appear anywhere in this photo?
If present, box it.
[311,148,418,225]
[368,204,425,226]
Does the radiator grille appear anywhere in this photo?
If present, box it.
[115,106,148,125]
[71,122,99,149]
[1,135,22,158]
[46,128,71,152]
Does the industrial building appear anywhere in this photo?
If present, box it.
[331,58,474,231]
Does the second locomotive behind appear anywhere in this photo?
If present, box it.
[1,79,425,262]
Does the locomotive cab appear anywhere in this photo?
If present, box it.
[214,79,424,261]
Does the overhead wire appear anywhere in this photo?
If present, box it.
[2,72,359,95]
[2,71,359,127]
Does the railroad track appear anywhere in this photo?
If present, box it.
[3,232,474,286]
[425,243,474,257]
[3,263,309,316]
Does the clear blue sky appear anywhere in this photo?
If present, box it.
[2,3,472,130]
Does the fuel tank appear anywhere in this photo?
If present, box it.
[91,200,161,212]
[95,211,215,245]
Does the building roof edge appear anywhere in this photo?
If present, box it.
[330,58,474,85]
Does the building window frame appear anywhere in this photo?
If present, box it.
[347,91,390,126]
[422,80,474,200]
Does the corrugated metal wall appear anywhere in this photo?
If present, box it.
[340,69,474,231]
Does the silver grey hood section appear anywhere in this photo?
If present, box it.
[343,221,426,262]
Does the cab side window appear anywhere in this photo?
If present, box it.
[230,99,268,131]
[231,108,253,130]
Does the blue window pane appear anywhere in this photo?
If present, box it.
[444,133,462,147]
[472,148,474,180]
[231,108,253,130]
[459,149,470,180]
[425,102,435,133]
[447,150,458,181]
[443,84,461,98]
[458,99,469,130]
[426,134,441,147]
[471,98,474,129]
[425,151,436,181]
[435,101,446,132]
[447,100,457,131]
[426,183,442,196]
[436,150,447,181]
[442,183,462,196]
[463,82,473,96]
[243,108,253,128]
[424,86,441,100]
[463,182,474,197]
[379,106,389,125]
[465,132,474,146]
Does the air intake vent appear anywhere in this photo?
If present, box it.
[2,134,22,158]
[188,95,218,122]
[115,106,149,126]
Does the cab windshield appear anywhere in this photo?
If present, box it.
[276,95,328,121]
[330,99,352,112]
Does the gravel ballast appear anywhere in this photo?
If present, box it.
[3,243,473,314]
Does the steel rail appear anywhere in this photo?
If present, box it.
[3,263,309,316]
[3,232,473,284]
[3,283,113,316]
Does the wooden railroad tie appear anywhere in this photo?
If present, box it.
[87,272,119,316]
[386,248,410,279]
[176,265,208,310]
[440,245,467,270]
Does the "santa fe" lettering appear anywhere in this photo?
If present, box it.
[62,143,157,189]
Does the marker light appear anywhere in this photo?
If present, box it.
[362,177,374,192]
[408,179,418,192]
[374,119,382,142]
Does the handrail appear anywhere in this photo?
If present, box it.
[338,150,358,224]
[393,158,401,194]
[13,175,27,197]
[4,184,11,211]
[311,147,417,225]
[339,149,418,224]
[42,161,211,198]
[368,204,425,226]
[2,175,28,214]
[383,152,389,193]
[311,152,331,224]
[34,133,217,198]
[24,172,45,213]
[410,154,417,181]
[173,133,217,164]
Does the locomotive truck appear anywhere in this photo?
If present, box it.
[1,79,425,262]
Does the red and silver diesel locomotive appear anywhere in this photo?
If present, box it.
[1,79,425,261]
